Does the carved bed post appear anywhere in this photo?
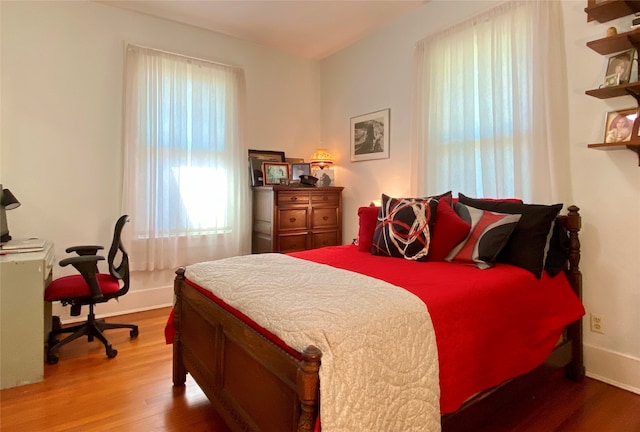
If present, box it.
[565,206,585,381]
[173,267,187,386]
[297,345,322,432]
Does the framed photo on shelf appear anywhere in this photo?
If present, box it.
[603,107,637,143]
[262,162,290,185]
[350,108,390,162]
[603,73,620,88]
[291,163,311,181]
[604,49,635,85]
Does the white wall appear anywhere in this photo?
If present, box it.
[0,1,321,316]
[321,0,639,393]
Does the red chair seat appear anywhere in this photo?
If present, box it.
[45,273,120,301]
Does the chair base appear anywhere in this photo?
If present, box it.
[46,304,139,365]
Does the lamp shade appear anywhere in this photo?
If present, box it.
[1,188,20,210]
[310,148,334,169]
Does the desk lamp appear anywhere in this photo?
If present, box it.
[1,186,21,243]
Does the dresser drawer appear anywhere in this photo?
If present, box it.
[311,231,338,249]
[278,192,310,206]
[278,209,308,230]
[278,234,308,253]
[311,192,339,206]
[311,208,338,228]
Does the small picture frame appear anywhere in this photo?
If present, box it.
[291,163,311,180]
[605,49,635,84]
[350,108,390,162]
[313,168,335,187]
[603,73,620,88]
[603,107,637,143]
[248,150,285,186]
[248,149,285,162]
[248,157,265,186]
[262,162,290,185]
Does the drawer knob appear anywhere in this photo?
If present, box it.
[322,216,329,221]
[323,240,329,245]
[290,197,298,201]
[322,196,328,201]
[290,217,296,223]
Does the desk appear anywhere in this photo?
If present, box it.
[0,241,54,389]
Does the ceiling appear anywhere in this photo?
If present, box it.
[99,0,426,60]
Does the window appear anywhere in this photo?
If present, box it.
[123,44,249,271]
[413,1,570,202]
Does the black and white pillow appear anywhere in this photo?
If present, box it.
[371,194,439,261]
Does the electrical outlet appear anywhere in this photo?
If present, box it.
[590,313,604,334]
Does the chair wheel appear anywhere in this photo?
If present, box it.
[130,328,139,338]
[106,348,118,359]
[47,352,59,365]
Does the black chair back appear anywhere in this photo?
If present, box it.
[108,215,130,296]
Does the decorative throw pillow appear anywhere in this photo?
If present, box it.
[458,193,563,278]
[427,200,472,261]
[432,190,453,207]
[445,203,522,269]
[357,206,381,253]
[371,194,439,261]
[544,220,570,277]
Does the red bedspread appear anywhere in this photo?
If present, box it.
[166,244,585,415]
[289,245,585,414]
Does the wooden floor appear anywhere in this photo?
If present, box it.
[1,307,639,432]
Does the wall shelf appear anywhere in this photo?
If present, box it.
[585,81,640,102]
[586,28,640,55]
[585,0,640,23]
[587,142,640,165]
[585,0,640,166]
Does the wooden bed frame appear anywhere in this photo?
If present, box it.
[171,205,585,432]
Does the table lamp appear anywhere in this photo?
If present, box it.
[1,186,21,243]
[310,148,334,170]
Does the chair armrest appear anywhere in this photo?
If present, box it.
[65,245,104,256]
[59,255,106,301]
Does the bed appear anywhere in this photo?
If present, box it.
[166,195,585,432]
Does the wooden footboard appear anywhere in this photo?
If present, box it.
[172,206,584,432]
[172,268,321,432]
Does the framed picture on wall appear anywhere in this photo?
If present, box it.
[350,108,390,162]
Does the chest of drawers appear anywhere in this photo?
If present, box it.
[252,186,343,253]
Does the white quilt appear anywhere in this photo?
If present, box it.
[186,253,440,432]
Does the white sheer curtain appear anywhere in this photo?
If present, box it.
[412,1,570,203]
[122,44,250,271]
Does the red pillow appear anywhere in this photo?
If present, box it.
[357,206,380,252]
[427,200,472,261]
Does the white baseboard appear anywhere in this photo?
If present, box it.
[52,285,174,324]
[584,343,640,395]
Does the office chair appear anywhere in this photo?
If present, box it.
[44,215,139,364]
